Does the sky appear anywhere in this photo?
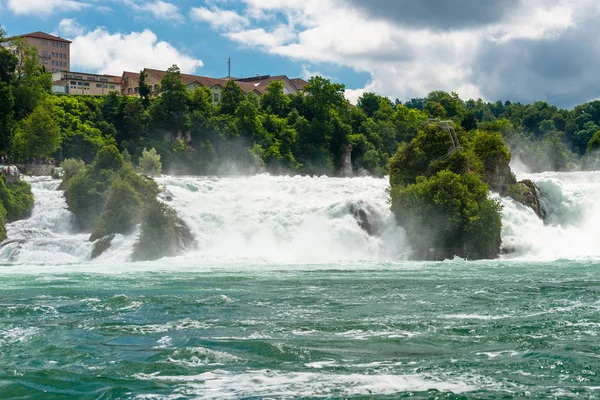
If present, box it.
[1,0,598,108]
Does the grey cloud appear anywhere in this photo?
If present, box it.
[473,19,600,107]
[347,0,521,30]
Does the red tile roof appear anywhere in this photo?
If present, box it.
[7,31,72,44]
[142,68,266,94]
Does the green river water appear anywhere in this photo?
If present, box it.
[1,260,600,399]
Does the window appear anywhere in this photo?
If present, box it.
[74,75,82,79]
[70,81,76,85]
[213,93,220,102]
[83,82,90,87]
[87,77,96,81]
[51,60,55,65]
[100,78,108,82]
[96,83,103,88]
[109,85,115,89]
[51,52,55,57]
[134,87,139,93]
[77,82,82,86]
[42,40,48,45]
[154,84,159,91]
[42,51,48,57]
[128,88,132,94]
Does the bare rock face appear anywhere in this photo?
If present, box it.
[517,179,547,220]
[350,204,378,236]
[91,234,116,260]
[340,144,353,177]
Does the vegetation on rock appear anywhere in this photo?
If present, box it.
[62,144,191,261]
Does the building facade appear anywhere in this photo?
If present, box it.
[3,31,71,73]
[120,69,309,104]
[52,71,121,96]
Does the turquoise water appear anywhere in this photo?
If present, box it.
[2,259,600,399]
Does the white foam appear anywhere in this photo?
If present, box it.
[134,369,478,398]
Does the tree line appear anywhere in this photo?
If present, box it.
[2,27,600,177]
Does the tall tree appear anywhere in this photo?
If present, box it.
[157,65,189,133]
[261,81,291,117]
[13,105,61,158]
[138,70,151,108]
[219,79,245,115]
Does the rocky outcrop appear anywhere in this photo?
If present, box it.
[350,204,378,236]
[511,179,547,220]
[91,234,115,260]
[340,144,353,177]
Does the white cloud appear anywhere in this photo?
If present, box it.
[190,6,249,31]
[121,0,184,22]
[142,0,183,22]
[192,0,597,105]
[6,0,88,15]
[57,18,85,37]
[64,23,203,75]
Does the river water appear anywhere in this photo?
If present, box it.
[0,173,599,398]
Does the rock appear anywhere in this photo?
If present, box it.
[350,204,376,236]
[340,144,353,177]
[56,180,67,191]
[176,217,196,250]
[159,189,174,202]
[91,234,115,260]
[507,179,547,220]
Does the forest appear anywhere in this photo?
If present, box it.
[2,28,600,177]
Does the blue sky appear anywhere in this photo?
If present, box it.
[1,0,599,108]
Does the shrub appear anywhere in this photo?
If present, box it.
[0,179,34,222]
[132,200,180,261]
[92,145,123,173]
[391,170,502,260]
[60,158,85,183]
[90,178,143,240]
[139,148,162,176]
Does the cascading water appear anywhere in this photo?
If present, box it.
[500,171,600,259]
[1,171,600,264]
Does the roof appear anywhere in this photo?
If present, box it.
[6,31,72,44]
[290,78,309,91]
[125,68,267,94]
[235,75,309,92]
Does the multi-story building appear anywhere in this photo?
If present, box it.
[52,71,121,96]
[3,31,71,73]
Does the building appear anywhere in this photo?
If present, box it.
[3,31,71,73]
[52,71,121,96]
[234,75,308,94]
[121,68,309,104]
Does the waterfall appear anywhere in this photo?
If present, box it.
[2,171,600,265]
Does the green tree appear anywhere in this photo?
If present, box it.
[14,105,61,158]
[138,70,151,108]
[357,92,384,118]
[139,147,162,176]
[391,170,502,260]
[587,130,600,152]
[261,81,291,117]
[157,65,189,133]
[304,76,346,121]
[219,79,245,115]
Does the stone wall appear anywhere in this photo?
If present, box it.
[16,164,55,176]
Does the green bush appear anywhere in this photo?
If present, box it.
[391,170,501,260]
[60,158,85,183]
[138,147,162,176]
[0,179,34,222]
[90,178,144,240]
[132,200,180,261]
